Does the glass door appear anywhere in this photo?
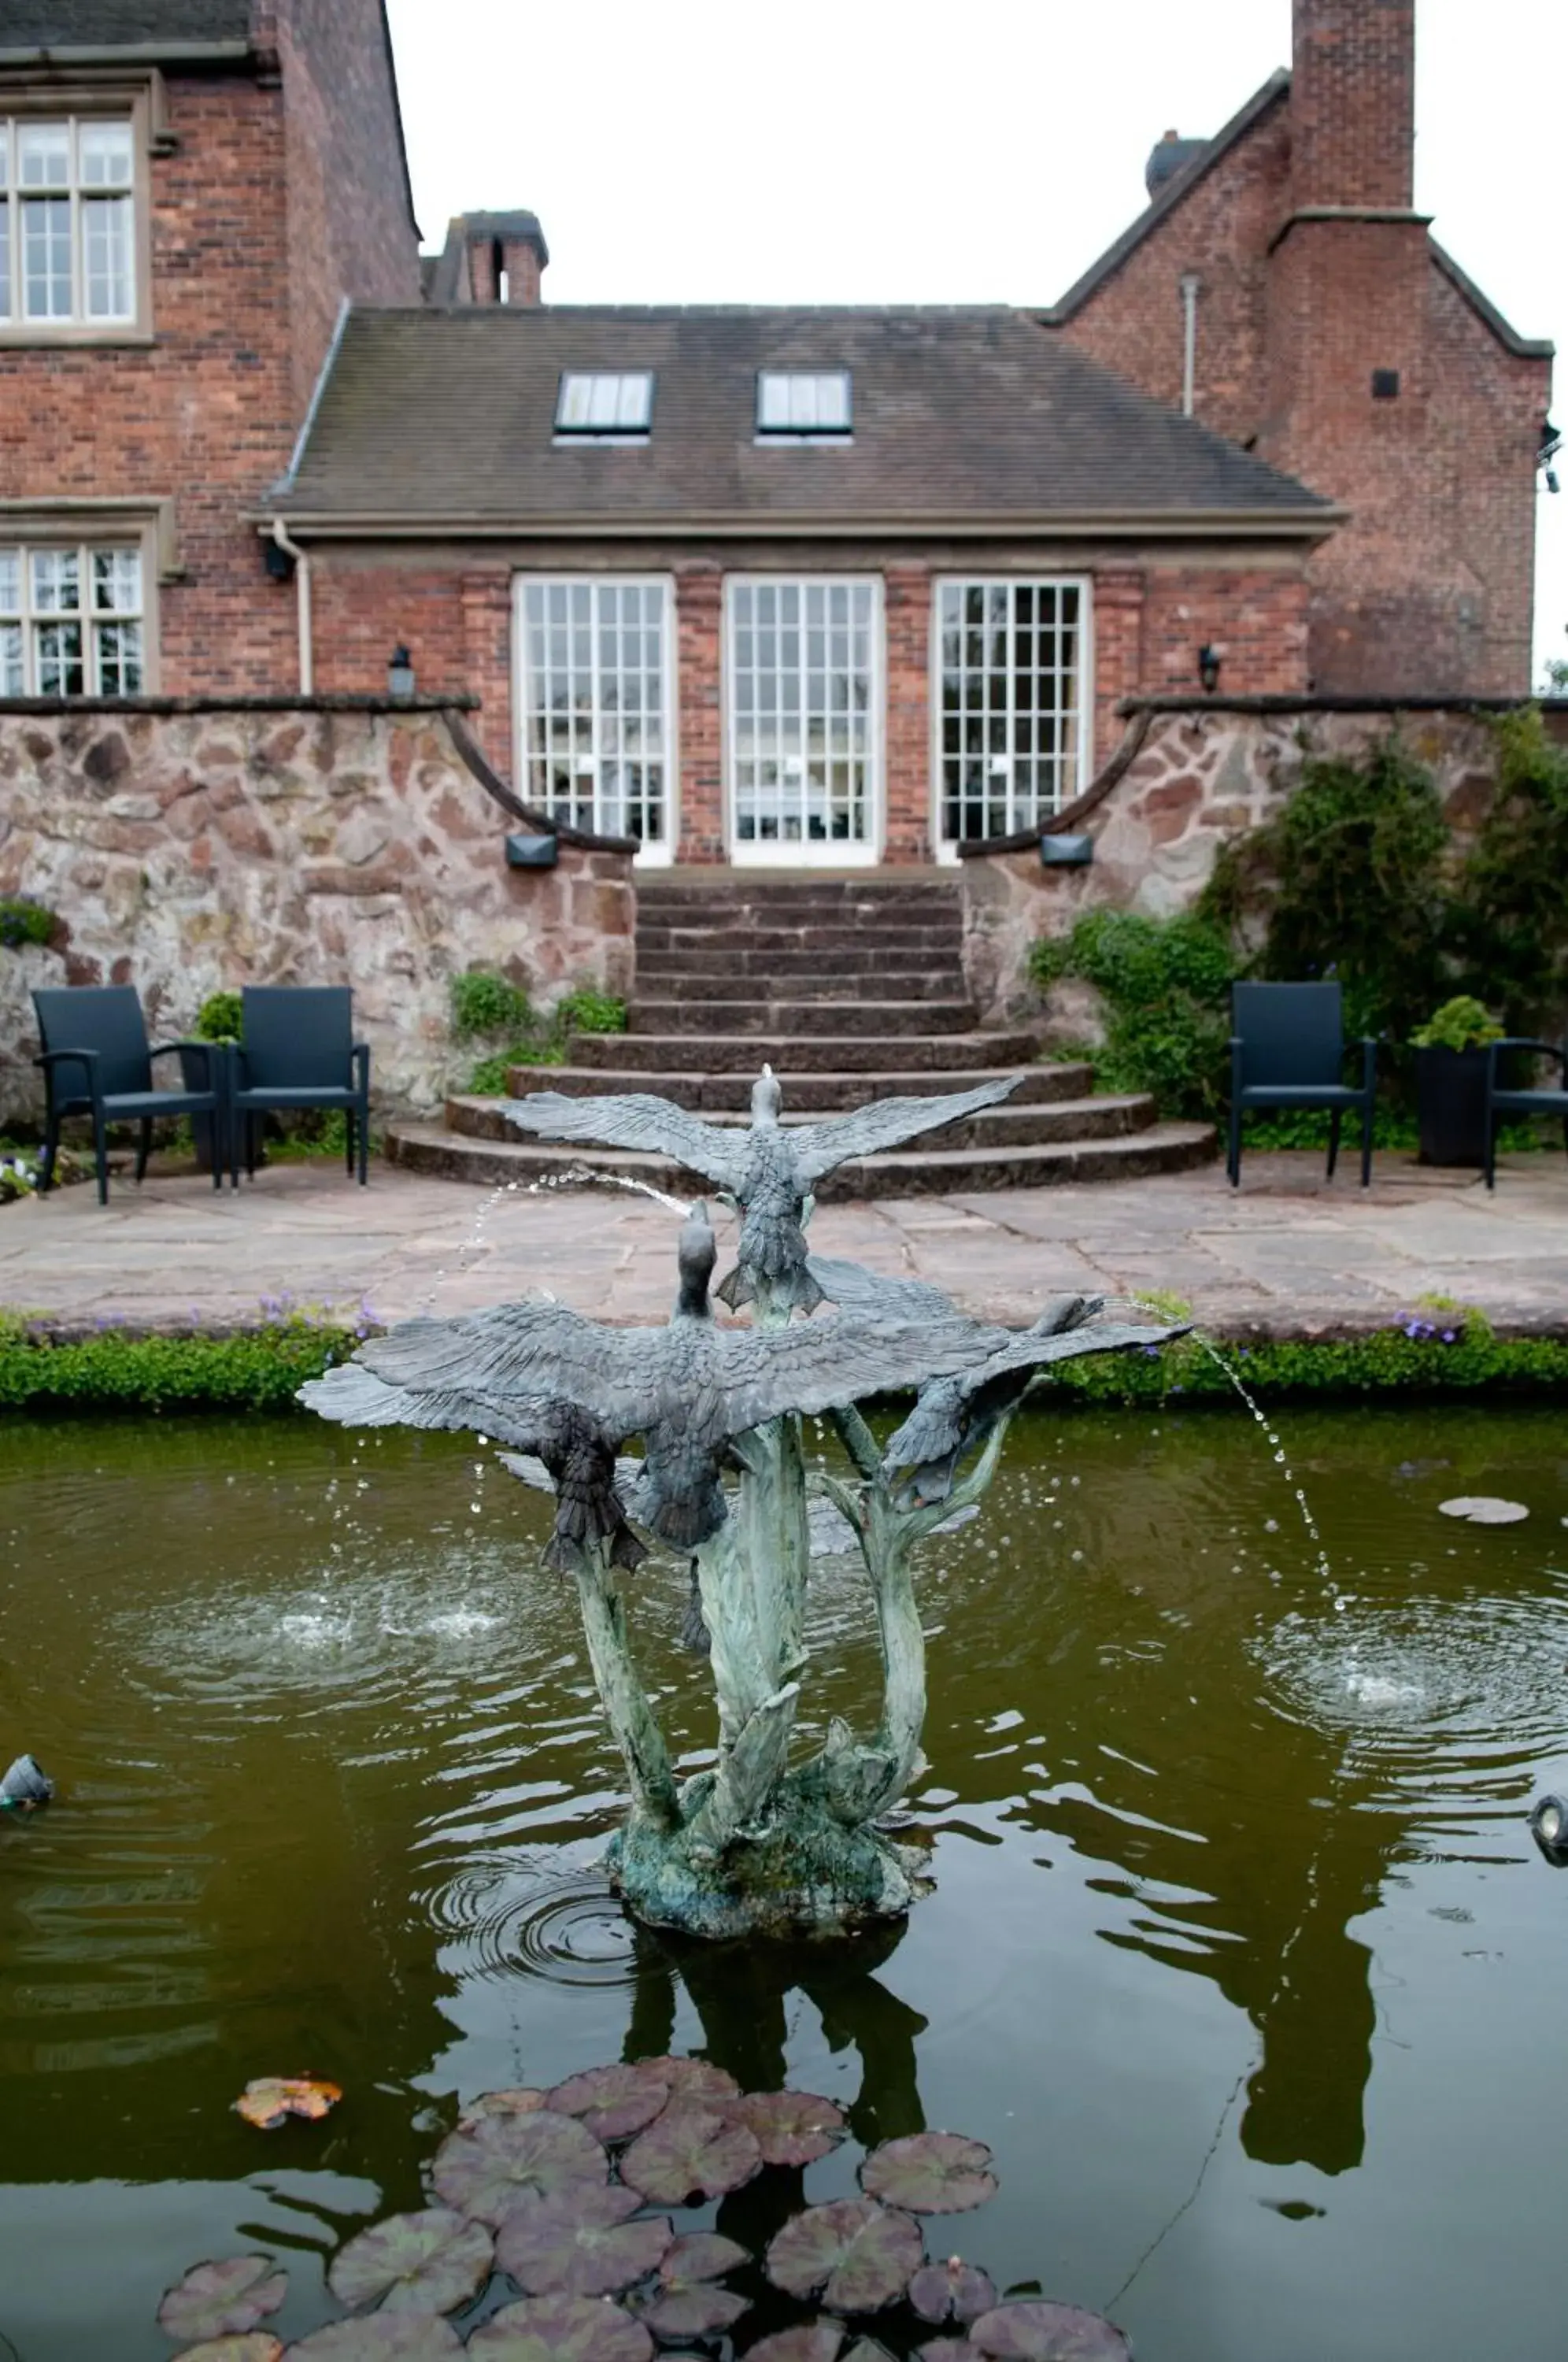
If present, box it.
[936,579,1091,846]
[515,576,674,862]
[727,577,881,863]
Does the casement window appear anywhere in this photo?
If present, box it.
[756,371,852,437]
[936,579,1092,843]
[727,578,880,861]
[0,116,137,329]
[0,542,145,695]
[515,577,673,858]
[554,372,654,438]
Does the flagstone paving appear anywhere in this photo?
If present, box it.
[1,1150,1565,1338]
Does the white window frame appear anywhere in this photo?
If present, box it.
[756,370,852,439]
[553,371,654,441]
[512,574,676,868]
[0,535,150,697]
[0,106,147,340]
[931,576,1094,858]
[724,575,883,867]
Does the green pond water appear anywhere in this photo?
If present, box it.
[2,1400,1566,2360]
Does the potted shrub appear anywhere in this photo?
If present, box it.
[180,992,244,1175]
[1411,997,1503,1167]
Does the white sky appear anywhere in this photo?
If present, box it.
[384,0,1562,680]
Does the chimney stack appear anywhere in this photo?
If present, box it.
[438,211,549,305]
[1291,0,1415,212]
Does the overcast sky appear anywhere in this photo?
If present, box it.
[383,0,1562,679]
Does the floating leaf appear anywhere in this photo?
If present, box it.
[909,2260,999,2326]
[234,2076,342,2131]
[158,2258,288,2344]
[631,2282,749,2340]
[496,2187,672,2298]
[172,2340,284,2362]
[968,2301,1133,2359]
[465,2294,654,2360]
[745,2327,845,2362]
[548,2064,671,2142]
[463,2089,549,2127]
[917,2344,983,2360]
[620,2105,762,2205]
[657,2231,749,2286]
[431,2108,606,2225]
[766,2198,923,2314]
[327,2209,493,2316]
[732,2090,847,2167]
[1439,1496,1529,1525]
[624,2054,740,2107]
[843,2343,896,2362]
[287,2320,463,2360]
[861,2134,997,2216]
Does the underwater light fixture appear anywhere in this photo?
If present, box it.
[1528,1794,1568,1864]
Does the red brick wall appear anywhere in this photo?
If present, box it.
[675,566,725,863]
[276,0,423,410]
[1291,0,1414,211]
[884,565,931,862]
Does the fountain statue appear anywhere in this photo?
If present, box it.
[301,1074,1182,1938]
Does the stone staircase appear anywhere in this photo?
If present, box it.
[386,872,1214,1193]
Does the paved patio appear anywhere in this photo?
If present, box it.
[2,1149,1566,1338]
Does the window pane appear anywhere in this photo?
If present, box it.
[557,374,591,428]
[586,374,619,428]
[757,374,789,430]
[0,550,18,614]
[0,129,9,183]
[23,195,72,317]
[616,372,651,428]
[35,620,83,695]
[95,617,143,694]
[789,375,818,429]
[0,196,9,320]
[79,120,134,187]
[83,194,133,318]
[18,124,70,187]
[92,548,142,613]
[0,622,22,696]
[816,372,849,429]
[31,549,80,613]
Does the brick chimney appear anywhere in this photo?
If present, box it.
[1290,0,1414,213]
[434,211,549,305]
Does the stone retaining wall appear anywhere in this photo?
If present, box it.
[960,698,1538,1029]
[0,700,634,1121]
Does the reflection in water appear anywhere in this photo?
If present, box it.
[3,1407,1568,2361]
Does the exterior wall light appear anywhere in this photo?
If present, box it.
[387,644,416,700]
[1197,643,1222,694]
[1529,1794,1568,1863]
[505,831,559,869]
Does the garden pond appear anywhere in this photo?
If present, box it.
[2,1399,1566,2360]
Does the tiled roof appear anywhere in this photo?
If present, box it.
[276,304,1336,530]
[0,2,252,46]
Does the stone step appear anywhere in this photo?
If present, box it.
[638,896,963,928]
[637,872,960,900]
[636,923,963,956]
[568,1028,1043,1073]
[450,1091,1156,1153]
[635,965,967,1002]
[504,1062,1096,1111]
[629,998,979,1038]
[637,946,967,983]
[385,1119,1217,1198]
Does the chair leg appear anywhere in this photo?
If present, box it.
[39,1101,59,1196]
[357,1099,368,1187]
[1483,1101,1497,1191]
[1326,1111,1341,1181]
[345,1110,356,1176]
[1360,1101,1374,1188]
[91,1101,109,1207]
[134,1117,153,1185]
[1228,1105,1241,1187]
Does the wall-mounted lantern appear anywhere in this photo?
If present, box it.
[505,832,560,869]
[1039,833,1094,868]
[1197,643,1222,694]
[387,643,416,700]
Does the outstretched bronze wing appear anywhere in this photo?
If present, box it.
[300,1361,572,1453]
[702,1298,1013,1432]
[502,1090,746,1189]
[355,1299,679,1436]
[790,1076,1023,1184]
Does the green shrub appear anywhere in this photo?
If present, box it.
[1450,708,1568,1032]
[556,987,628,1035]
[0,897,57,950]
[457,976,624,1094]
[0,1314,357,1411]
[194,989,243,1042]
[1029,909,1233,1121]
[450,969,537,1041]
[1411,995,1503,1053]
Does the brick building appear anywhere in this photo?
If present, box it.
[0,0,1551,873]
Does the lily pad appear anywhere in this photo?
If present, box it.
[861,2134,997,2216]
[745,2328,845,2362]
[844,2344,896,2362]
[465,2295,654,2360]
[496,2187,673,2298]
[327,2208,493,2315]
[917,2344,983,2360]
[548,2064,671,2142]
[657,2231,750,2285]
[627,2054,740,2106]
[463,2088,549,2127]
[632,2282,749,2340]
[171,2341,283,2362]
[158,2258,288,2344]
[968,2301,1133,2359]
[287,2321,463,2360]
[909,2260,998,2326]
[431,2108,606,2225]
[234,2076,342,2130]
[766,2198,923,2314]
[1439,1496,1529,1525]
[620,2105,762,2205]
[732,2089,847,2167]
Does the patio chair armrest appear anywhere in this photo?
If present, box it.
[1489,1036,1566,1065]
[1358,1037,1378,1090]
[35,1046,100,1096]
[351,1041,371,1086]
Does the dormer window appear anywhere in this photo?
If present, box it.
[555,371,654,439]
[756,371,852,438]
[0,116,137,329]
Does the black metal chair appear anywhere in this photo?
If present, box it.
[31,986,227,1207]
[1483,1036,1568,1190]
[229,987,371,1187]
[1228,981,1378,1188]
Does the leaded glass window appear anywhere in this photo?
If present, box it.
[516,577,671,853]
[937,579,1090,842]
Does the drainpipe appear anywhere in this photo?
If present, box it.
[270,517,312,695]
[1180,272,1201,418]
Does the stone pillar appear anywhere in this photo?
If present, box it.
[460,566,512,775]
[675,564,726,863]
[1091,567,1145,776]
[883,565,931,863]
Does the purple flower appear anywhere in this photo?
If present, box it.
[1441,1329,1456,1344]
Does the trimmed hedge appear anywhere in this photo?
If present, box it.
[0,1316,357,1412]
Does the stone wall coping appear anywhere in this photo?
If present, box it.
[0,694,477,716]
[1115,693,1568,716]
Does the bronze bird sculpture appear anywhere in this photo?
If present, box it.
[503,1066,1023,1313]
[301,1205,1013,1554]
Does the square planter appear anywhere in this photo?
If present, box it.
[1415,1044,1490,1168]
